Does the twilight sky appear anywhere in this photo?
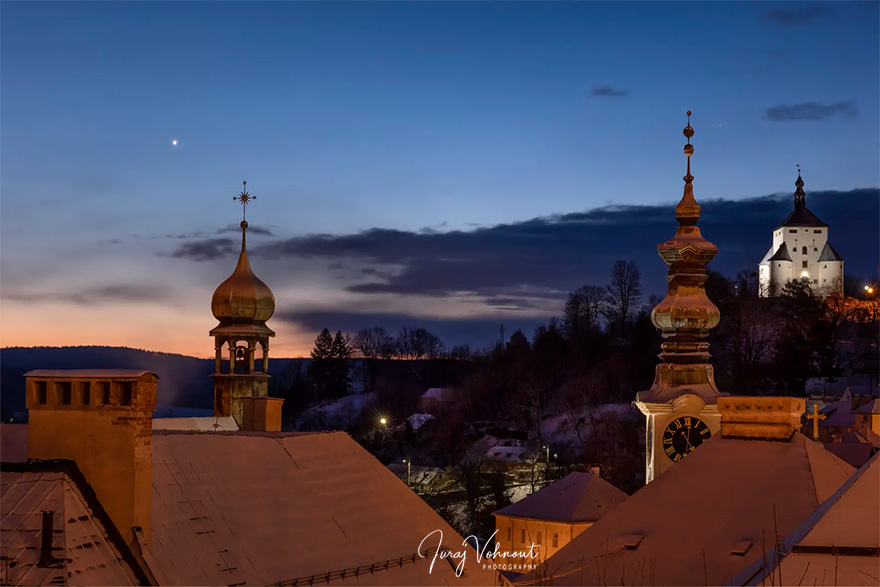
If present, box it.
[1,1,878,357]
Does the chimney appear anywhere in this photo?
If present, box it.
[238,395,284,432]
[718,396,805,441]
[590,466,601,476]
[25,370,158,547]
[37,510,57,567]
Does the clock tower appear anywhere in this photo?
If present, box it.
[634,113,726,483]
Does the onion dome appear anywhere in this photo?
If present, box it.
[211,220,275,324]
[210,182,275,333]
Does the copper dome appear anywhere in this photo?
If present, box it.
[211,222,275,324]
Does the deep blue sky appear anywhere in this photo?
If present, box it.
[2,2,877,355]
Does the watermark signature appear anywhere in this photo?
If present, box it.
[418,529,540,577]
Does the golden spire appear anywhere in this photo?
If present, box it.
[676,111,700,225]
[638,111,722,404]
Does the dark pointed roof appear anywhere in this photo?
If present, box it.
[818,242,843,262]
[768,242,793,262]
[777,171,828,228]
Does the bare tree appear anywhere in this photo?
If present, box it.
[351,327,395,359]
[563,285,608,338]
[396,327,445,359]
[606,260,642,326]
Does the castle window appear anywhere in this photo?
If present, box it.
[789,229,797,233]
[802,261,808,268]
[98,381,111,405]
[81,382,91,406]
[814,229,821,233]
[802,246,807,254]
[813,279,818,284]
[553,534,559,547]
[823,279,827,283]
[824,265,827,269]
[36,381,48,405]
[56,381,72,405]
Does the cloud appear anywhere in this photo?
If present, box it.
[766,101,857,121]
[3,284,171,305]
[244,188,877,303]
[764,5,827,26]
[591,86,628,98]
[169,237,236,261]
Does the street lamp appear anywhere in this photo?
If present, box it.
[380,417,387,427]
[402,459,411,486]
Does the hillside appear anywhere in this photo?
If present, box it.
[0,346,304,421]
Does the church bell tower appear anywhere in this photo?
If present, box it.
[210,182,275,426]
[634,113,726,484]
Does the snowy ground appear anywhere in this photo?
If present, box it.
[295,392,375,430]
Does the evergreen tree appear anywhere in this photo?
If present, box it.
[308,329,335,402]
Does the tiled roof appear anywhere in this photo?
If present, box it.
[494,472,627,523]
[817,241,843,262]
[0,464,144,586]
[148,430,498,586]
[522,433,854,586]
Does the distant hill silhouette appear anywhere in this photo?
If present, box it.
[0,346,303,421]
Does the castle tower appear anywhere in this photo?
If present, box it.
[634,112,726,484]
[210,182,275,426]
[758,169,844,297]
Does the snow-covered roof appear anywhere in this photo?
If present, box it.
[853,398,880,415]
[819,396,857,428]
[522,432,854,586]
[732,452,879,586]
[152,416,239,431]
[1,467,143,586]
[485,446,530,462]
[24,369,158,379]
[823,441,875,468]
[148,430,496,586]
[494,472,627,523]
[404,413,437,430]
[421,387,456,401]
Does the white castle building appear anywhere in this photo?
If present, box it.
[759,171,843,297]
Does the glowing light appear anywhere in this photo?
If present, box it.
[379,417,387,425]
[869,287,875,294]
[801,271,809,278]
[172,139,178,146]
[866,285,871,291]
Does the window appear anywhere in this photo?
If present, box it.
[81,382,91,406]
[823,279,827,283]
[813,279,818,284]
[119,382,133,406]
[802,261,808,268]
[802,246,807,254]
[789,229,797,233]
[814,229,821,233]
[824,265,827,269]
[56,381,72,405]
[553,534,559,548]
[521,529,526,544]
[36,381,48,405]
[813,247,817,252]
[98,382,110,405]
[536,531,542,545]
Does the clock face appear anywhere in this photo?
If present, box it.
[662,416,711,462]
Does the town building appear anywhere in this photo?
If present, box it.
[634,113,725,483]
[521,396,864,585]
[0,186,499,587]
[492,471,627,565]
[758,171,844,297]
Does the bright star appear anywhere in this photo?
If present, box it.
[172,139,178,146]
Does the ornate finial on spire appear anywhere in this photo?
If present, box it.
[676,111,700,225]
[232,181,256,251]
[233,180,256,221]
[794,166,806,206]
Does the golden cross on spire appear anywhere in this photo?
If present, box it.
[806,403,826,440]
[233,180,256,221]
